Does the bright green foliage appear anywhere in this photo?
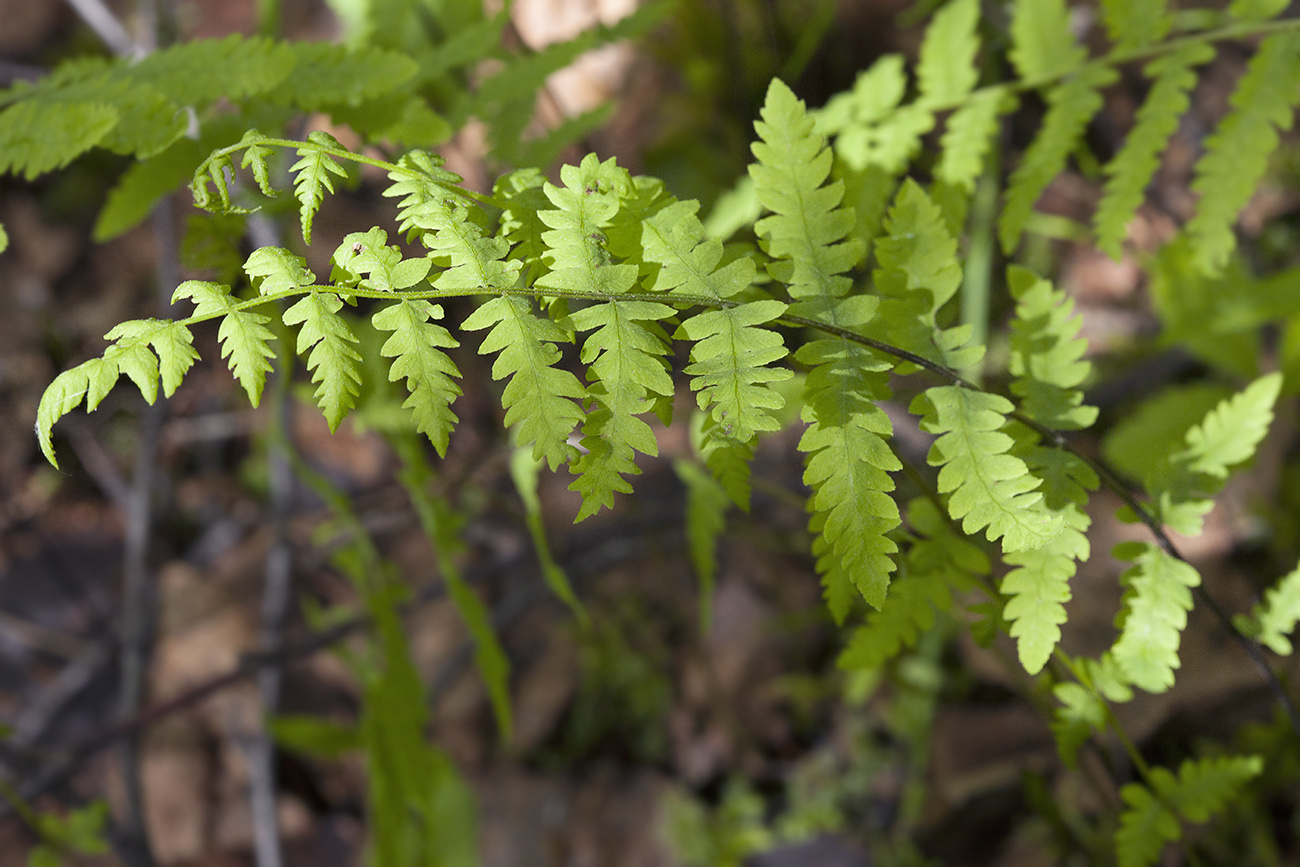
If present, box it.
[1095,44,1214,259]
[244,246,317,295]
[373,301,461,457]
[536,155,673,517]
[1007,266,1096,431]
[26,801,110,867]
[1110,542,1200,693]
[291,131,351,244]
[1116,756,1262,867]
[0,101,118,180]
[936,87,1013,193]
[270,41,418,111]
[1051,655,1134,767]
[912,386,1062,550]
[130,35,296,105]
[0,222,7,252]
[1188,31,1300,273]
[384,150,474,238]
[494,168,552,280]
[820,56,932,174]
[1101,382,1232,493]
[1181,372,1282,480]
[283,291,363,431]
[1231,0,1291,21]
[751,79,863,302]
[102,319,200,400]
[916,0,980,106]
[172,280,277,406]
[642,200,791,444]
[838,498,986,670]
[1000,65,1116,253]
[1101,0,1170,50]
[462,296,586,470]
[1009,0,1086,82]
[1236,561,1300,655]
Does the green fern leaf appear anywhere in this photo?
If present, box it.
[332,229,433,292]
[917,0,980,106]
[1007,266,1097,430]
[462,295,586,470]
[173,280,278,406]
[821,55,933,173]
[1110,541,1200,692]
[1000,65,1116,254]
[643,199,792,443]
[1003,490,1088,673]
[103,319,199,399]
[699,422,756,511]
[912,386,1062,550]
[289,131,350,245]
[802,401,901,611]
[1238,561,1300,655]
[244,246,317,295]
[838,498,986,668]
[1181,372,1281,479]
[751,78,863,301]
[36,362,96,468]
[1188,31,1300,273]
[1094,44,1215,259]
[1009,0,1086,82]
[128,35,295,105]
[0,100,118,180]
[268,41,418,110]
[1117,756,1262,867]
[283,291,362,431]
[494,168,551,281]
[510,447,587,623]
[936,87,1013,194]
[1101,0,1170,51]
[1051,680,1107,768]
[1230,0,1290,21]
[535,154,638,296]
[373,300,461,457]
[96,136,206,241]
[382,150,470,238]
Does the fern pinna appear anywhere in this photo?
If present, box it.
[18,2,1300,864]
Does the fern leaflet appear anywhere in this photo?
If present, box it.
[290,131,350,244]
[675,452,730,632]
[372,301,461,457]
[1110,541,1200,693]
[642,199,792,444]
[172,280,277,406]
[912,386,1062,550]
[936,87,1013,194]
[1000,65,1116,254]
[1101,0,1170,51]
[916,0,980,106]
[1009,0,1086,82]
[0,100,118,180]
[283,291,362,431]
[1116,755,1262,867]
[1236,561,1300,655]
[838,498,986,669]
[462,296,586,470]
[1095,43,1214,259]
[1181,372,1281,480]
[1188,31,1300,273]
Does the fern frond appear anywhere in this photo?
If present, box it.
[917,0,980,106]
[462,295,586,470]
[1188,31,1300,274]
[643,199,792,444]
[102,319,199,399]
[283,291,362,431]
[332,229,433,292]
[838,498,986,668]
[0,100,118,180]
[509,447,587,623]
[244,246,317,294]
[289,131,351,244]
[751,78,863,302]
[373,301,461,457]
[1110,541,1200,693]
[1180,372,1281,480]
[1000,65,1116,254]
[820,55,933,174]
[912,386,1062,550]
[172,280,277,406]
[936,87,1014,194]
[36,363,96,468]
[529,155,671,515]
[1237,561,1300,655]
[1009,0,1086,82]
[1101,0,1171,51]
[1230,0,1290,22]
[268,41,419,110]
[1117,756,1262,867]
[1007,266,1097,430]
[698,421,756,511]
[1094,44,1214,259]
[382,150,471,238]
[128,35,295,105]
[494,168,551,280]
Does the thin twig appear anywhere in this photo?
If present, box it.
[60,0,138,57]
